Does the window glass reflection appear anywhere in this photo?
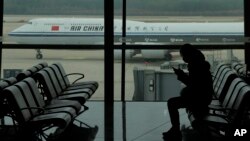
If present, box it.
[127,49,244,101]
[125,0,244,45]
[1,49,104,100]
[3,0,104,45]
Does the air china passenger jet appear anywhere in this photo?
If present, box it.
[8,18,244,59]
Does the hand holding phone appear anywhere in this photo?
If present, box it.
[172,67,183,75]
[172,67,178,73]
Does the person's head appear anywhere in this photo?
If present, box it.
[180,43,205,63]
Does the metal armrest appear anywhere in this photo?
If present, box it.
[20,107,45,115]
[64,73,85,84]
[209,104,223,110]
[208,105,235,120]
[208,105,234,112]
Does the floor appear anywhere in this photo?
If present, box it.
[1,102,228,141]
[72,101,206,141]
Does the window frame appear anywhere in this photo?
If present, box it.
[1,1,250,141]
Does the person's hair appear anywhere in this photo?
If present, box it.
[180,43,205,62]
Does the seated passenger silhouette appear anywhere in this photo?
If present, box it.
[163,44,213,140]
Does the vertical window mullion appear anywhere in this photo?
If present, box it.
[121,1,127,141]
[0,0,3,76]
[0,0,4,125]
[121,0,126,101]
[104,0,114,141]
[244,0,250,74]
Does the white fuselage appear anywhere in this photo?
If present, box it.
[8,18,244,59]
[9,18,244,45]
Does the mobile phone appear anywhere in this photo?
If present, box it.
[172,67,178,73]
[172,67,177,70]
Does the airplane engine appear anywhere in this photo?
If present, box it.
[141,50,172,60]
[114,49,136,60]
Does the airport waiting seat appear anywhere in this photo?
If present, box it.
[48,64,96,95]
[231,62,246,78]
[211,63,230,81]
[22,77,83,116]
[28,62,48,74]
[52,62,98,92]
[230,62,250,85]
[2,79,74,140]
[33,69,90,106]
[208,77,245,115]
[35,62,48,69]
[2,76,83,116]
[212,64,231,92]
[188,78,250,137]
[211,68,238,105]
[43,67,93,97]
[1,74,85,119]
[2,77,18,85]
[16,62,48,81]
[16,70,32,81]
[0,80,13,119]
[207,78,250,136]
[0,77,18,119]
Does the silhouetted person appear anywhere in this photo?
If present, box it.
[163,44,213,141]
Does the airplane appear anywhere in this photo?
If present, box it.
[8,18,244,60]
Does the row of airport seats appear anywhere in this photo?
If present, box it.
[0,62,98,141]
[230,62,250,85]
[231,62,246,78]
[187,63,250,139]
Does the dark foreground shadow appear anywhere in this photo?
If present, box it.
[162,125,223,141]
[51,124,99,141]
[181,126,207,141]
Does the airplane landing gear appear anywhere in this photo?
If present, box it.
[36,49,43,59]
[36,53,43,59]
